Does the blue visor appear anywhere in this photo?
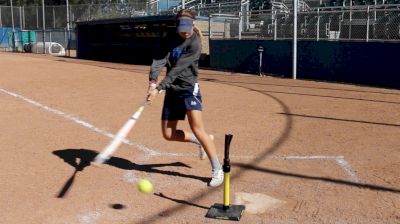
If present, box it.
[177,19,194,33]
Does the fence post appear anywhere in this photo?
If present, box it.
[246,2,250,30]
[42,0,46,54]
[36,5,39,29]
[10,2,16,52]
[239,12,242,40]
[366,6,370,42]
[0,6,2,27]
[317,8,320,40]
[22,6,25,29]
[64,28,67,50]
[66,0,71,56]
[19,6,22,29]
[209,15,212,39]
[349,1,352,39]
[88,4,91,21]
[198,5,200,16]
[53,6,56,29]
[293,0,298,80]
[274,11,277,40]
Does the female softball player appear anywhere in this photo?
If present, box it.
[146,9,223,187]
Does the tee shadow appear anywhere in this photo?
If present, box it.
[232,162,400,194]
[53,148,209,198]
[154,192,209,210]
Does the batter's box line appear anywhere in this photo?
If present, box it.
[0,88,213,159]
[230,154,358,182]
[0,88,166,156]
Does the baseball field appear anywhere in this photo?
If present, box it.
[1,52,399,223]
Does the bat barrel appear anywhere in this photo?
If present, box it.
[94,154,109,164]
[92,103,147,165]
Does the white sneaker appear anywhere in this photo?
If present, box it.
[209,169,224,187]
[199,134,214,160]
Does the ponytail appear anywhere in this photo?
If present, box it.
[193,26,203,42]
[175,9,195,20]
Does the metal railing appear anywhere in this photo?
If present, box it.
[0,3,147,30]
[209,13,242,39]
[0,2,146,52]
[244,5,400,41]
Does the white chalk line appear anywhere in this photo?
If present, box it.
[78,210,101,224]
[0,88,358,181]
[0,88,179,157]
[285,155,358,181]
[231,155,358,181]
[335,157,359,182]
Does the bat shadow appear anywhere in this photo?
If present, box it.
[53,149,92,198]
[53,148,209,198]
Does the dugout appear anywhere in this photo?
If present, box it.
[76,15,177,65]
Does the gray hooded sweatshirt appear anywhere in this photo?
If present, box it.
[149,32,202,94]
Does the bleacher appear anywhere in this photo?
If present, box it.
[372,10,400,39]
[198,2,243,16]
[147,0,400,41]
[169,0,247,16]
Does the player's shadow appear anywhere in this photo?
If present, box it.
[53,148,209,198]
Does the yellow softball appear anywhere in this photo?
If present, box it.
[137,179,153,194]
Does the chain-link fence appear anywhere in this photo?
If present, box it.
[1,2,399,53]
[247,5,400,41]
[209,14,241,39]
[146,0,245,17]
[0,3,147,29]
[0,2,146,53]
[0,28,75,53]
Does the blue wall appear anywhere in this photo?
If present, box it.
[0,27,23,48]
[210,40,400,89]
[0,28,12,47]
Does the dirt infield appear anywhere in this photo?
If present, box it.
[1,52,399,224]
